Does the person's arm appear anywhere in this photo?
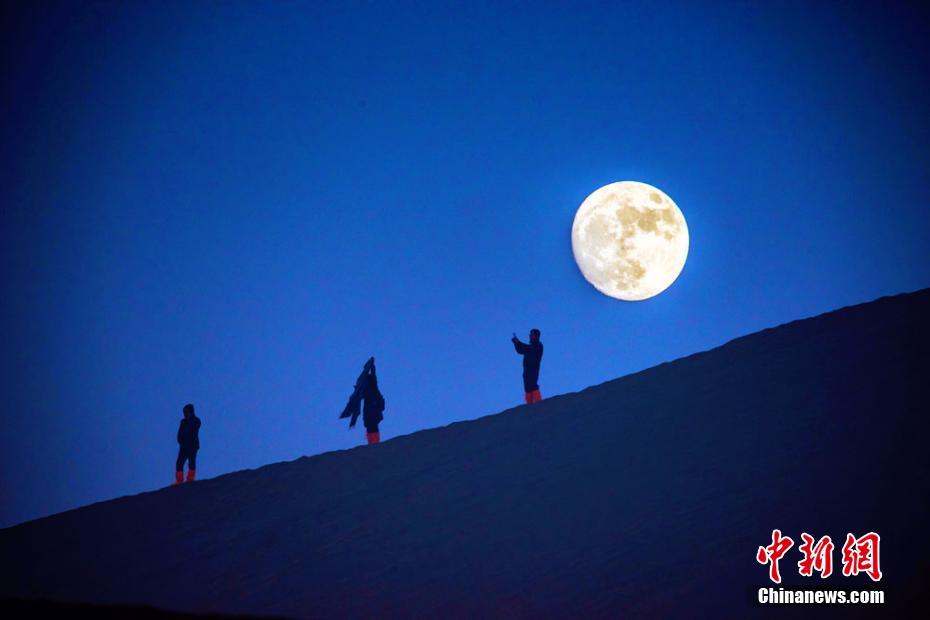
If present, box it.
[512,336,528,354]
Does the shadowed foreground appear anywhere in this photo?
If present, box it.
[2,289,928,618]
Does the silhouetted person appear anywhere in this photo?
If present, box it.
[175,403,201,485]
[512,329,544,404]
[339,357,385,444]
[363,364,385,444]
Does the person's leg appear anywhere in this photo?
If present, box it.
[187,449,197,481]
[523,374,531,405]
[175,448,185,485]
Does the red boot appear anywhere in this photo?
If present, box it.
[186,469,196,482]
[524,389,542,404]
[174,471,183,485]
[366,432,380,445]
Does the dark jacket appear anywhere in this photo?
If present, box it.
[177,415,201,450]
[363,374,385,431]
[340,357,386,430]
[340,357,374,428]
[513,338,544,392]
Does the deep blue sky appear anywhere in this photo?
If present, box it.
[2,0,928,528]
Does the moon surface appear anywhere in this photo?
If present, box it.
[572,181,689,301]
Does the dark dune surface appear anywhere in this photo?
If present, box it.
[2,289,928,618]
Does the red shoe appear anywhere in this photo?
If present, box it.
[174,471,183,485]
[366,432,380,445]
[186,469,196,482]
[524,389,542,404]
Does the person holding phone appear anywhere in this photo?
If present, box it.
[511,329,544,404]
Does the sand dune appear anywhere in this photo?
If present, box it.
[2,289,928,618]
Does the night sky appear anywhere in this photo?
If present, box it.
[2,1,928,528]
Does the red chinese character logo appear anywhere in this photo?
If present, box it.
[797,533,834,578]
[757,529,794,583]
[841,532,882,581]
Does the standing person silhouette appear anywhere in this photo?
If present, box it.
[512,329,544,404]
[363,363,385,444]
[175,403,201,485]
[339,357,385,445]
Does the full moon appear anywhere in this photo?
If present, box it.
[572,181,689,301]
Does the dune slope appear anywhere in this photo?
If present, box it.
[2,289,928,618]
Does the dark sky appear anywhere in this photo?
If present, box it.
[2,0,928,528]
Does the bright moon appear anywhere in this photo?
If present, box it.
[572,181,689,301]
